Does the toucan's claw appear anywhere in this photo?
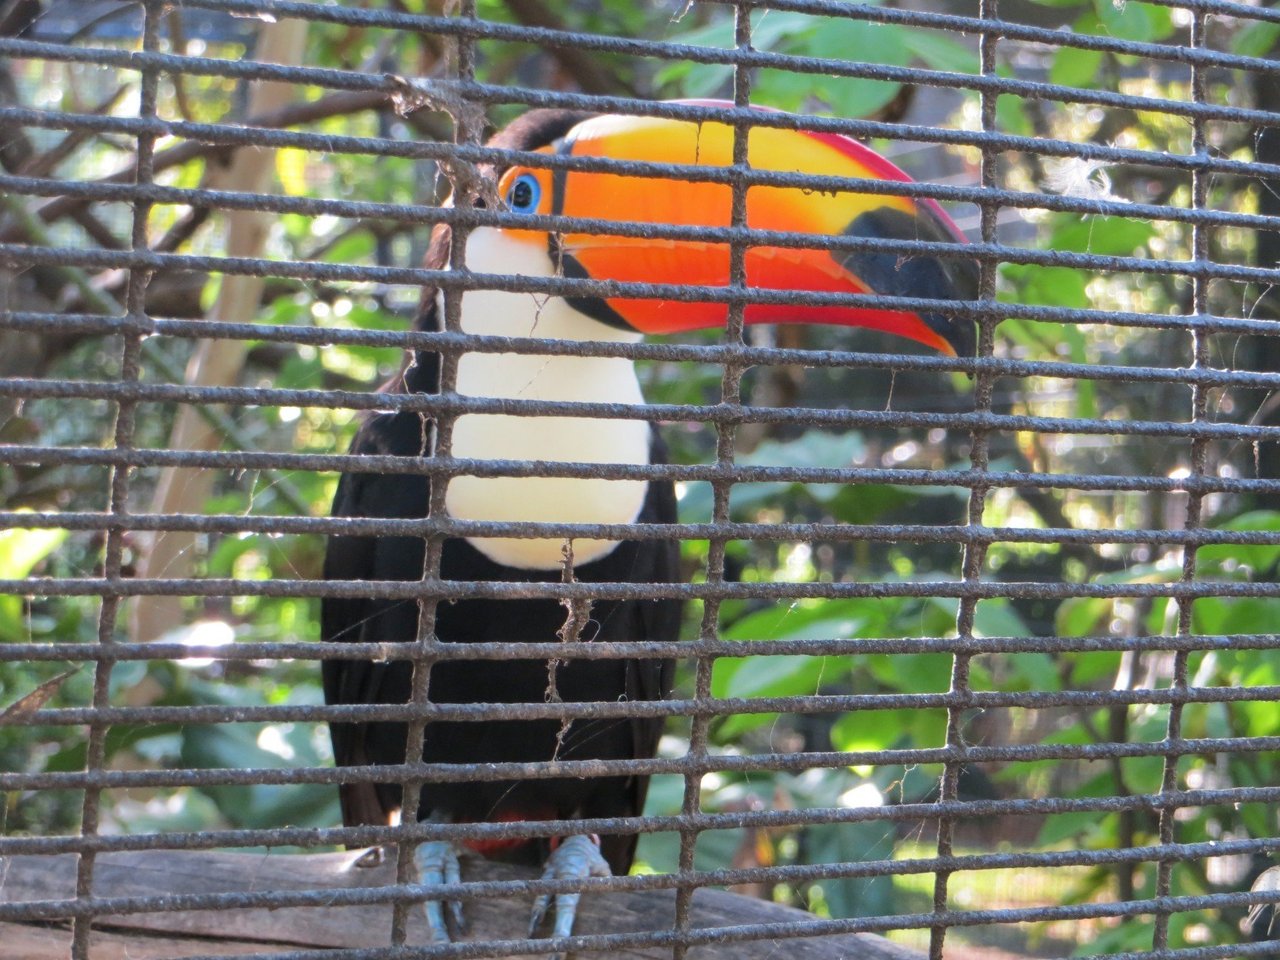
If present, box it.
[414,839,465,942]
[529,834,611,956]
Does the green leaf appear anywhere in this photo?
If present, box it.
[1001,652,1061,692]
[826,483,924,525]
[1094,0,1174,43]
[722,598,880,642]
[1001,264,1090,310]
[657,10,818,96]
[0,521,68,641]
[679,431,867,522]
[1037,810,1106,846]
[1057,596,1111,637]
[793,18,908,119]
[1049,47,1105,89]
[0,520,67,579]
[905,31,979,74]
[751,10,825,49]
[1204,598,1280,638]
[1051,215,1157,256]
[832,706,947,751]
[181,721,337,828]
[114,789,226,834]
[1234,21,1280,58]
[1071,650,1123,686]
[996,94,1033,136]
[1198,510,1280,577]
[713,598,898,740]
[713,653,851,702]
[864,652,951,693]
[324,231,375,265]
[973,598,1029,639]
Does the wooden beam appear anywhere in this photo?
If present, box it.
[1,847,927,958]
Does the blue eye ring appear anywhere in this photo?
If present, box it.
[505,173,541,214]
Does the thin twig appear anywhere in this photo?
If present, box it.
[0,89,391,243]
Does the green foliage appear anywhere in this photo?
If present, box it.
[1234,20,1280,57]
[0,522,67,642]
[1039,0,1175,91]
[658,6,976,118]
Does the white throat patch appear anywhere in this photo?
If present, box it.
[442,229,652,570]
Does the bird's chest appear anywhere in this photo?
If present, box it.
[445,350,652,570]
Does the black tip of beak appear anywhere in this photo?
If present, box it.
[924,253,978,359]
[839,207,978,358]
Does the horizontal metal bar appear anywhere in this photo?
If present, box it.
[2,560,1279,606]
[5,509,1280,556]
[11,162,1280,239]
[5,736,1279,793]
[3,443,1279,498]
[9,312,1280,391]
[8,213,1277,287]
[13,680,1280,729]
[7,374,1280,442]
[8,575,1280,602]
[4,632,1280,667]
[69,921,1280,960]
[5,814,1274,880]
[3,878,1276,954]
[9,312,1280,379]
[6,90,1280,190]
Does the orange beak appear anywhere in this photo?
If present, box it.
[495,103,976,356]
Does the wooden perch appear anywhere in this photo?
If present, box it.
[1,847,926,959]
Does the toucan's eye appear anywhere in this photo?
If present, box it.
[505,173,541,214]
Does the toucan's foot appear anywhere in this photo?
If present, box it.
[413,839,465,943]
[528,833,611,956]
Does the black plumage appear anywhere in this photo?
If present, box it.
[1244,865,1280,950]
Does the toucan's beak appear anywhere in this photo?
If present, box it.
[496,104,977,357]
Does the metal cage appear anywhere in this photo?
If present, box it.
[3,0,1280,958]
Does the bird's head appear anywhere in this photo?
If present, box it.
[450,102,976,357]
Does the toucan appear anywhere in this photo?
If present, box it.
[1244,865,1280,946]
[321,101,976,948]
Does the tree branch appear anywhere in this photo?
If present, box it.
[0,89,390,244]
[502,0,637,95]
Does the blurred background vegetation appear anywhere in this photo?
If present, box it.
[2,0,1280,956]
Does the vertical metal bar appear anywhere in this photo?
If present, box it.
[389,0,481,944]
[69,3,162,958]
[930,3,1002,957]
[1152,7,1212,951]
[670,9,754,959]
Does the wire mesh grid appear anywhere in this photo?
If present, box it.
[2,0,1280,957]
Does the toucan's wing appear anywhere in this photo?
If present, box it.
[1245,866,1280,943]
[599,429,681,874]
[321,406,437,826]
[322,296,442,828]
